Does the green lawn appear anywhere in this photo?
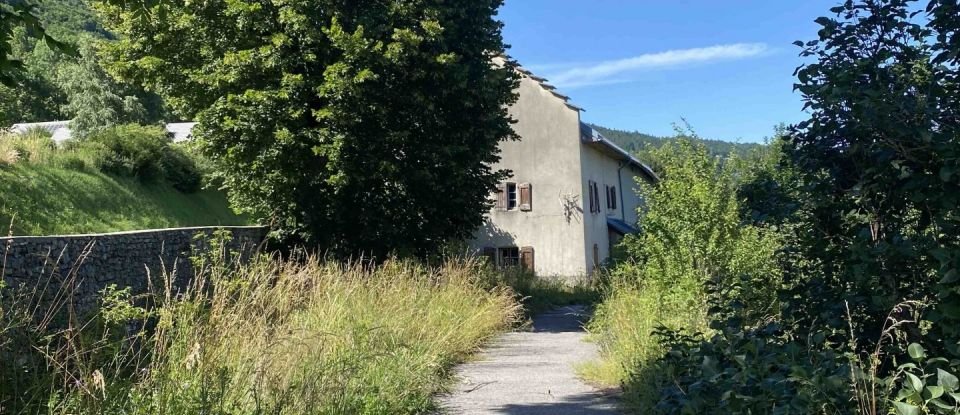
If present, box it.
[0,164,247,236]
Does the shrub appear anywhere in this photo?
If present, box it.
[84,124,204,192]
[584,137,782,407]
[160,145,202,193]
[86,124,168,181]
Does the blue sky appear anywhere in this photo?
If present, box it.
[497,1,840,143]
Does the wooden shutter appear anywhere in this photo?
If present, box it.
[496,183,507,211]
[611,186,617,210]
[482,247,496,265]
[520,246,535,272]
[519,183,532,211]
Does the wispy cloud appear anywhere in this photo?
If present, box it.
[542,43,770,89]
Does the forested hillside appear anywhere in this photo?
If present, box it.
[591,124,763,158]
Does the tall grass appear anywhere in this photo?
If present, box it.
[0,128,105,171]
[500,269,601,318]
[580,276,709,389]
[0,252,521,414]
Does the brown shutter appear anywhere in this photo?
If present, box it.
[520,246,535,272]
[482,247,496,265]
[496,183,507,211]
[519,183,532,211]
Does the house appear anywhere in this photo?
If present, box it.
[471,61,658,278]
[8,121,197,143]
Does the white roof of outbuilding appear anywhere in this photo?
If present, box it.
[6,121,198,144]
[10,120,73,143]
[166,122,197,143]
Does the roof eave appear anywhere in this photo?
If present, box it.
[579,122,659,183]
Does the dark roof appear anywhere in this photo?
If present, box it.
[607,217,640,235]
[579,122,659,182]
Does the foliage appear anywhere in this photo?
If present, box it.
[584,135,783,408]
[0,253,520,414]
[96,0,520,257]
[86,123,201,192]
[497,267,601,318]
[59,39,153,138]
[0,0,74,85]
[0,0,164,130]
[595,1,960,413]
[0,65,66,125]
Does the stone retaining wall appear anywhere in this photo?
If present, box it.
[1,226,267,313]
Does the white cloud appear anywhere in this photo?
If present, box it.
[542,43,770,88]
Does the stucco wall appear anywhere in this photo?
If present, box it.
[1,226,267,314]
[579,145,650,272]
[470,75,588,277]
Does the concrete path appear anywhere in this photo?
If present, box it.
[438,305,619,414]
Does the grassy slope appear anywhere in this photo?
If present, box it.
[0,164,246,236]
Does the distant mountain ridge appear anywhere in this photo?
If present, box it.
[590,124,763,158]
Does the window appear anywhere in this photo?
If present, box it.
[498,247,520,268]
[587,181,593,212]
[588,181,601,214]
[613,186,618,210]
[507,183,518,210]
[495,182,524,211]
[607,185,617,210]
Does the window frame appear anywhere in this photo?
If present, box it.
[498,246,520,268]
[506,182,518,210]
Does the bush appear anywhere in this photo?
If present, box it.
[584,137,782,407]
[85,124,204,192]
[160,145,202,193]
[87,124,169,181]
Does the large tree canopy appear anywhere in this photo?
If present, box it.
[788,0,960,355]
[96,0,519,257]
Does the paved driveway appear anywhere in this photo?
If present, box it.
[438,305,620,414]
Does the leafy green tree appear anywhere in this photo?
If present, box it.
[96,0,519,257]
[788,0,960,357]
[622,2,960,413]
[619,137,781,320]
[58,38,151,138]
[0,0,77,86]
